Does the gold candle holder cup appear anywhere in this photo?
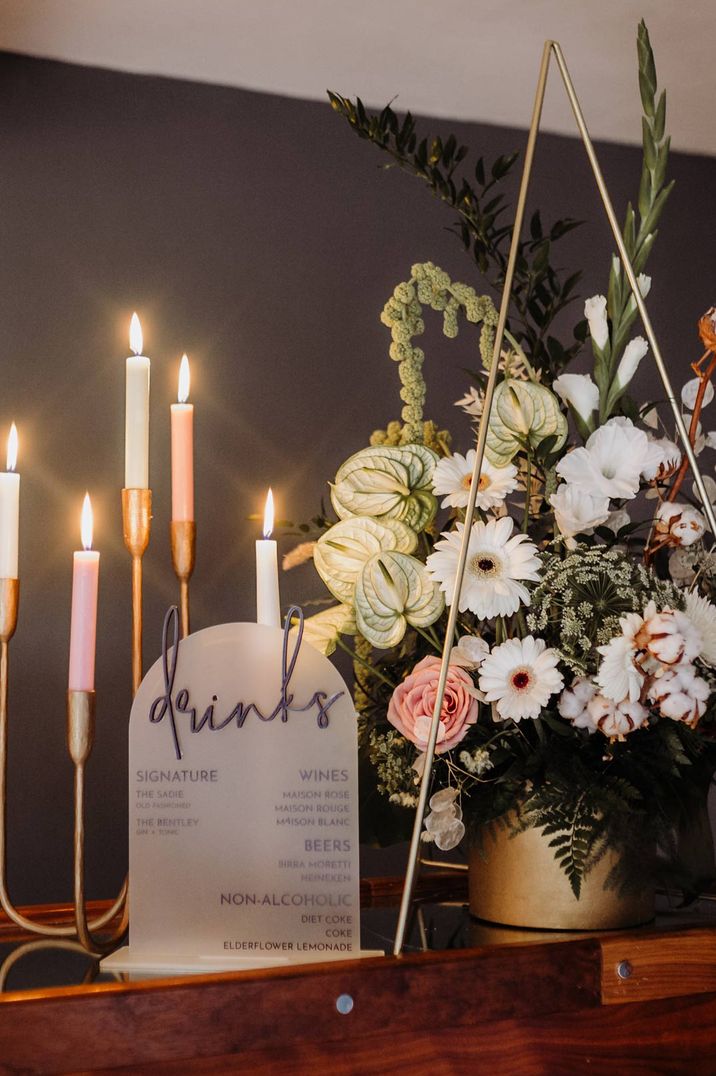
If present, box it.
[170,520,196,638]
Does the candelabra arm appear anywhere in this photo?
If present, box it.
[67,690,127,955]
[170,520,196,638]
[122,488,152,695]
[0,580,128,943]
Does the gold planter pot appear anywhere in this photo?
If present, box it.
[468,821,654,931]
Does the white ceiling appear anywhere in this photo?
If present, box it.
[0,0,714,156]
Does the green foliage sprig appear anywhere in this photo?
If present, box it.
[597,19,673,419]
[327,91,583,378]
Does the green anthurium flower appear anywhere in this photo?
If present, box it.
[354,551,444,649]
[485,379,568,466]
[331,444,438,531]
[289,604,357,657]
[314,516,417,603]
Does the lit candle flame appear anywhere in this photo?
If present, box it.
[129,312,143,356]
[263,488,274,539]
[178,353,190,403]
[6,423,17,472]
[81,492,94,551]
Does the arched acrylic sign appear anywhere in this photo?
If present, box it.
[103,609,366,973]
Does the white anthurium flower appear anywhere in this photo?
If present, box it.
[549,484,610,541]
[552,373,599,422]
[584,295,609,351]
[290,604,357,657]
[655,502,707,547]
[684,590,716,666]
[614,336,649,391]
[642,437,682,482]
[354,551,444,649]
[556,417,649,500]
[331,444,438,531]
[313,516,417,603]
[485,379,567,467]
[682,378,714,411]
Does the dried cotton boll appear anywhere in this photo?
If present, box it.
[587,696,649,741]
[557,678,599,732]
[648,665,709,728]
[640,607,702,666]
[655,502,707,547]
[641,438,682,482]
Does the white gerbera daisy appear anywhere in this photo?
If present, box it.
[479,636,564,721]
[556,418,649,500]
[426,517,541,619]
[432,450,518,511]
[684,590,716,665]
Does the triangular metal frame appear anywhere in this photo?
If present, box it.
[394,39,716,956]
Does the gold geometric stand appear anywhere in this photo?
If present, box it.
[394,38,716,955]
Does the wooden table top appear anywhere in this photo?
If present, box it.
[1,876,715,1074]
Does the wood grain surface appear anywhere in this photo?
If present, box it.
[1,890,715,1074]
[0,939,599,1074]
[76,992,716,1076]
[600,926,716,1005]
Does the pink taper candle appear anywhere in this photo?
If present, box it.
[171,354,194,521]
[68,493,100,691]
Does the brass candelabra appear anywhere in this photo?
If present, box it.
[0,486,156,955]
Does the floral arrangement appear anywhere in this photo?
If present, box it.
[286,24,716,896]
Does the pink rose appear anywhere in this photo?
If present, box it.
[387,656,478,753]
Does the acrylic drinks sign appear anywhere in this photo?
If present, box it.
[104,607,364,972]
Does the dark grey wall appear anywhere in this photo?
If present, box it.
[0,51,713,903]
